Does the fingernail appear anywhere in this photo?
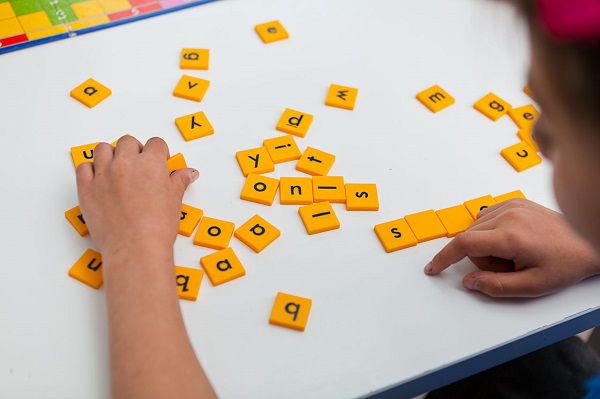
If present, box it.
[464,277,480,291]
[424,261,433,274]
[189,169,199,183]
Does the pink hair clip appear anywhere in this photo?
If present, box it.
[537,0,600,42]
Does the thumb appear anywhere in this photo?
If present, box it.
[462,269,545,298]
[170,168,199,199]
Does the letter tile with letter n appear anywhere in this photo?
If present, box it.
[173,75,210,102]
[463,195,497,220]
[236,147,275,177]
[200,247,246,286]
[501,141,542,172]
[240,174,280,206]
[374,218,418,253]
[194,216,235,250]
[473,92,512,121]
[175,111,214,142]
[70,78,112,108]
[276,108,314,138]
[65,205,89,237]
[179,204,204,237]
[234,214,280,253]
[180,48,209,70]
[68,249,103,289]
[280,177,313,205]
[269,292,312,332]
[416,84,455,113]
[174,266,204,301]
[345,183,379,211]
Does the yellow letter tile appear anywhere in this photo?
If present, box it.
[517,126,539,151]
[269,292,312,332]
[501,141,542,172]
[240,174,280,206]
[494,190,526,203]
[416,84,455,113]
[280,177,313,205]
[325,84,358,110]
[345,183,379,211]
[193,216,235,250]
[68,249,103,290]
[435,205,474,238]
[167,153,188,175]
[255,20,289,43]
[234,214,281,253]
[275,108,314,138]
[70,78,112,108]
[65,205,89,237]
[373,218,418,253]
[180,48,209,70]
[508,104,539,129]
[298,201,340,235]
[473,93,512,121]
[463,195,497,220]
[175,111,214,142]
[523,85,535,100]
[179,204,204,237]
[263,135,301,164]
[404,210,447,243]
[71,142,99,168]
[296,146,335,176]
[200,247,245,286]
[175,266,204,301]
[236,147,275,177]
[173,75,210,102]
[312,176,346,203]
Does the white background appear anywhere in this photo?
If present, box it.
[2,0,600,398]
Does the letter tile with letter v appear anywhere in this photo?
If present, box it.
[200,247,246,286]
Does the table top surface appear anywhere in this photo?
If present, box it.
[2,1,600,398]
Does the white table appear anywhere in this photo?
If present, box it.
[2,1,600,398]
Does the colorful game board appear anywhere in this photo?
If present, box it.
[0,0,217,54]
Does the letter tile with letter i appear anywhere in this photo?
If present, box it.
[200,247,246,286]
[269,292,312,332]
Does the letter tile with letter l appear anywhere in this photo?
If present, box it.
[200,248,246,286]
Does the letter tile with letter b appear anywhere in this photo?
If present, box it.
[68,249,103,289]
[70,78,112,108]
[276,108,314,138]
[501,141,542,172]
[269,292,312,332]
[200,247,246,286]
[234,214,280,253]
[174,266,204,301]
[193,216,235,250]
[473,92,512,121]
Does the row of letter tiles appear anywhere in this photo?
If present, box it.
[71,142,182,171]
[236,145,335,177]
[374,190,526,253]
[180,48,209,70]
[70,78,112,108]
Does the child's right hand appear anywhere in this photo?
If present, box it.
[424,199,600,297]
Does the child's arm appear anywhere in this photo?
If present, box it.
[425,199,600,298]
[76,136,216,399]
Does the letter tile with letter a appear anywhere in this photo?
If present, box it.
[240,174,280,206]
[473,92,512,121]
[501,141,542,172]
[173,75,210,102]
[194,216,235,250]
[70,78,112,108]
[180,48,209,70]
[435,205,474,237]
[236,147,275,177]
[234,214,280,253]
[269,292,312,332]
[416,84,455,113]
[276,108,314,138]
[374,218,418,253]
[174,266,204,301]
[179,204,204,237]
[404,210,447,243]
[463,195,497,220]
[200,247,246,286]
[68,249,103,289]
[345,183,379,211]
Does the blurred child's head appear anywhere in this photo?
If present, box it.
[511,0,600,252]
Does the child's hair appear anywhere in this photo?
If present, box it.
[509,0,600,123]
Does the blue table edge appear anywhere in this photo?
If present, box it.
[368,306,600,398]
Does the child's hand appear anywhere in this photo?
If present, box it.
[76,136,199,260]
[424,199,600,297]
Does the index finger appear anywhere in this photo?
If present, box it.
[142,137,170,160]
[425,230,516,275]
